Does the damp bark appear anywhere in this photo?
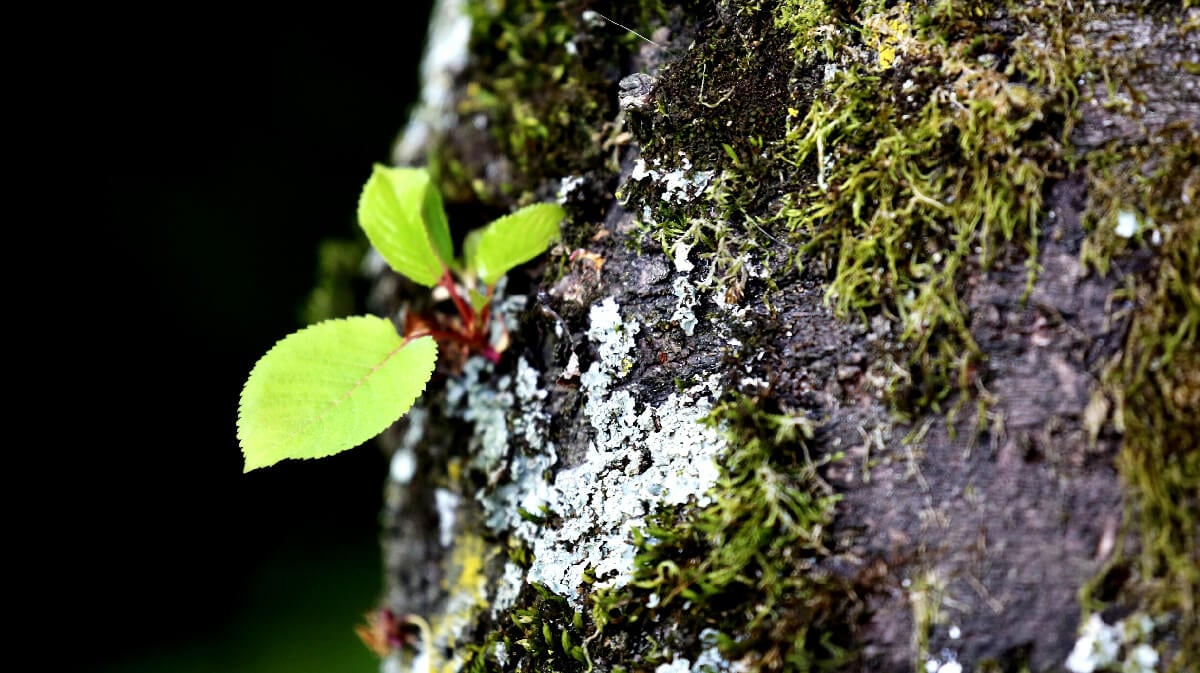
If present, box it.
[360,2,1198,673]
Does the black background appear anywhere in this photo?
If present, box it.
[58,6,436,669]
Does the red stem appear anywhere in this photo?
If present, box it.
[404,270,501,362]
[439,268,476,335]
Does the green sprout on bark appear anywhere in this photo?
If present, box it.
[238,165,564,472]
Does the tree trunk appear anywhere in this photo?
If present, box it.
[368,2,1198,672]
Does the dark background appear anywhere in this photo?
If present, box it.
[62,6,436,670]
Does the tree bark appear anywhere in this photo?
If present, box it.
[369,2,1198,672]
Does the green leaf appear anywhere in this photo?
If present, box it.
[462,228,483,280]
[466,202,565,287]
[357,164,454,287]
[238,316,438,471]
[468,287,491,313]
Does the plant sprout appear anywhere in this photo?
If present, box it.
[237,165,565,471]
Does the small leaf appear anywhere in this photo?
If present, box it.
[238,316,438,471]
[467,203,565,287]
[468,287,491,313]
[357,165,454,287]
[462,228,483,279]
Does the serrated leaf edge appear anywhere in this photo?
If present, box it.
[237,319,437,471]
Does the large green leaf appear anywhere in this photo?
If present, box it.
[238,316,438,471]
[466,202,565,287]
[357,165,454,287]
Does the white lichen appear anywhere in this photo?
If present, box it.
[656,656,693,673]
[587,297,642,375]
[924,652,963,673]
[671,275,701,336]
[494,283,527,334]
[448,353,558,550]
[693,629,749,673]
[480,439,556,539]
[513,356,549,447]
[1128,644,1159,672]
[386,406,427,514]
[517,299,726,602]
[1065,613,1160,673]
[435,488,462,548]
[491,561,527,618]
[493,641,509,668]
[443,286,532,475]
[439,289,566,631]
[558,175,586,203]
[672,239,696,273]
[439,295,729,667]
[1114,210,1140,238]
[446,357,513,473]
[390,447,417,484]
[629,154,715,204]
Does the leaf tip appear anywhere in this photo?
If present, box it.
[241,455,266,473]
[237,416,273,472]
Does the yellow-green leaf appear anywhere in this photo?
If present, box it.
[468,287,491,313]
[357,165,453,287]
[467,202,565,287]
[238,316,437,471]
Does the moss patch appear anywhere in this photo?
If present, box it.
[434,0,672,206]
[587,395,858,672]
[487,582,591,673]
[619,2,813,283]
[619,0,1086,419]
[774,0,1082,417]
[1082,123,1199,671]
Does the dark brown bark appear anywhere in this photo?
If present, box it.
[372,2,1198,672]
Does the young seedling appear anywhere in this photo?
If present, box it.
[238,165,565,472]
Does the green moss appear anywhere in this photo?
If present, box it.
[774,0,1080,417]
[1081,124,1199,671]
[586,395,857,672]
[495,582,591,673]
[619,1,1086,419]
[618,3,818,293]
[907,568,948,668]
[775,0,844,62]
[460,632,500,673]
[435,0,671,206]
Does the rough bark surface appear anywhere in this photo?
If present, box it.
[367,2,1197,673]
